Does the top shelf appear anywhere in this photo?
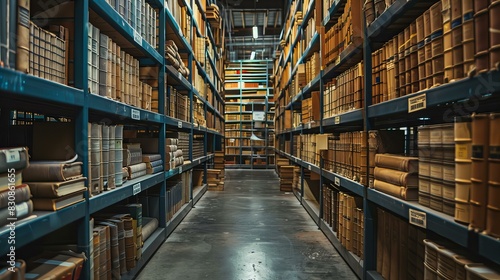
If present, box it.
[367,0,439,51]
[89,0,163,64]
[322,0,346,28]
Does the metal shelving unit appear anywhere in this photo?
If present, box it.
[273,0,500,278]
[0,0,224,278]
[224,60,275,169]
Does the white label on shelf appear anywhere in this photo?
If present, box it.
[253,111,266,121]
[294,157,298,162]
[308,81,312,88]
[132,183,141,195]
[335,116,341,125]
[408,93,427,113]
[178,72,182,80]
[230,139,235,143]
[409,209,427,229]
[179,166,183,173]
[178,121,183,128]
[131,109,140,120]
[334,176,340,186]
[325,14,330,23]
[133,30,142,45]
[307,122,311,129]
[308,165,311,171]
[3,149,21,163]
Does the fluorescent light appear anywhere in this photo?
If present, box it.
[252,25,258,39]
[250,51,256,60]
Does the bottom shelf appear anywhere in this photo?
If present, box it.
[122,227,166,280]
[295,194,364,279]
[193,184,208,205]
[166,201,192,237]
[366,271,384,280]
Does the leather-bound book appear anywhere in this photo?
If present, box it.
[96,221,119,279]
[100,218,127,275]
[0,184,31,209]
[0,200,33,226]
[114,125,124,187]
[0,147,29,173]
[28,177,86,198]
[374,180,419,200]
[0,171,22,192]
[32,190,85,211]
[142,154,162,163]
[27,253,84,280]
[102,125,110,190]
[107,213,135,271]
[112,204,143,260]
[16,0,29,73]
[147,165,163,174]
[374,167,419,187]
[23,155,82,182]
[90,123,102,194]
[128,163,147,179]
[108,125,116,190]
[374,154,419,173]
[142,217,159,242]
[92,231,100,280]
[93,225,108,279]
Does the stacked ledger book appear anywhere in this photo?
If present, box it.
[374,154,419,200]
[23,154,87,211]
[142,154,163,175]
[123,143,147,180]
[0,147,33,226]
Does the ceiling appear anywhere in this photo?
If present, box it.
[218,0,287,61]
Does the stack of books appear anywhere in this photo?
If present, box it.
[0,147,33,225]
[24,155,87,211]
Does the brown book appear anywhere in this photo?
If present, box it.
[97,218,126,275]
[0,200,33,226]
[16,0,29,73]
[28,177,87,198]
[382,210,392,279]
[374,167,418,187]
[142,154,161,162]
[374,180,419,201]
[390,214,400,280]
[0,171,22,192]
[0,147,29,173]
[399,219,409,280]
[375,154,419,173]
[0,184,31,209]
[32,190,85,211]
[377,208,386,274]
[142,217,159,242]
[96,221,120,279]
[27,253,82,280]
[23,155,82,182]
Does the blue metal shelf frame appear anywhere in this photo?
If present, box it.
[0,0,224,277]
[322,0,346,28]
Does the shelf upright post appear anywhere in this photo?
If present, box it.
[239,61,243,166]
[74,0,90,278]
[188,5,194,201]
[362,13,376,279]
[159,3,167,228]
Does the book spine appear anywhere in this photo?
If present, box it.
[129,170,146,179]
[375,154,417,172]
[0,147,29,174]
[147,165,163,174]
[128,163,147,174]
[108,125,116,190]
[15,0,29,72]
[101,125,110,190]
[0,184,31,208]
[374,180,418,200]
[374,167,417,187]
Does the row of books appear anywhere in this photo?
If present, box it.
[88,23,153,110]
[105,0,158,47]
[322,185,364,260]
[323,62,364,119]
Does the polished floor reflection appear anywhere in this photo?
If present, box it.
[137,170,357,280]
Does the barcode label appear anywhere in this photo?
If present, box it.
[4,150,21,163]
[335,116,340,125]
[408,94,427,113]
[133,30,142,45]
[178,72,182,80]
[178,121,183,128]
[132,183,141,195]
[308,165,311,171]
[409,209,427,229]
[131,109,140,120]
[334,177,340,186]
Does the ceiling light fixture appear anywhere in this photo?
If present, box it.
[252,25,258,39]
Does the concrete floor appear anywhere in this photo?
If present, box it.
[137,169,358,280]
